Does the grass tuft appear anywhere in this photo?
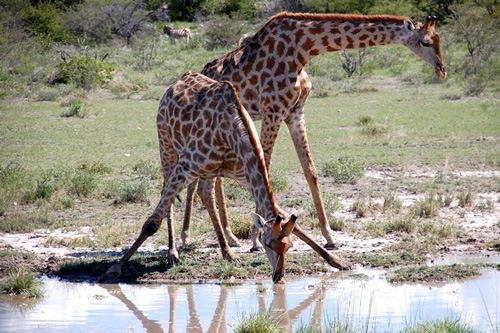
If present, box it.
[234,312,283,333]
[321,156,364,184]
[1,269,43,298]
[229,214,254,239]
[113,178,151,204]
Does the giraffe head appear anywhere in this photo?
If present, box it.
[405,16,447,79]
[252,213,297,284]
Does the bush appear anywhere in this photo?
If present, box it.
[54,55,114,91]
[69,171,97,197]
[269,169,289,192]
[64,0,150,45]
[113,178,151,204]
[229,214,253,239]
[203,14,243,50]
[61,99,87,118]
[21,2,74,45]
[447,3,498,96]
[321,156,364,184]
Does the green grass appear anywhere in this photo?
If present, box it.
[1,269,43,298]
[234,312,283,333]
[235,313,480,333]
[270,85,499,172]
[1,83,498,175]
[0,100,159,172]
[389,264,481,284]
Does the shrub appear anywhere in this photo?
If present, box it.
[77,161,112,175]
[132,33,162,71]
[203,14,243,50]
[0,163,28,215]
[357,115,374,126]
[360,123,389,137]
[54,55,114,91]
[0,162,26,190]
[350,198,370,218]
[34,171,57,201]
[304,192,340,220]
[21,2,73,45]
[0,210,57,233]
[383,217,417,235]
[132,160,161,180]
[269,169,289,192]
[223,179,251,203]
[113,178,151,204]
[69,171,97,197]
[61,99,87,118]
[229,214,253,239]
[382,193,403,214]
[321,156,364,184]
[447,3,498,96]
[64,0,150,45]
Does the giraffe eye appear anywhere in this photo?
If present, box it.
[419,40,431,47]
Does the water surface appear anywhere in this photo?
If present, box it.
[1,268,498,332]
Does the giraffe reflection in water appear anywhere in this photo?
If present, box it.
[99,282,326,333]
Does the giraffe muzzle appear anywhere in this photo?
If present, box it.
[436,63,447,80]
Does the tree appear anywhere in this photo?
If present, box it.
[447,2,499,95]
[64,0,151,45]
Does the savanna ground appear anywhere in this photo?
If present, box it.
[1,74,499,285]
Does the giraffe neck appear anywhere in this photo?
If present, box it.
[223,84,279,220]
[263,13,413,69]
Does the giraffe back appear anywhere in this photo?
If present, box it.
[158,71,271,196]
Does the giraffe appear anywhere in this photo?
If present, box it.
[99,71,349,284]
[182,12,447,251]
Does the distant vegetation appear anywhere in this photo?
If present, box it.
[0,0,498,101]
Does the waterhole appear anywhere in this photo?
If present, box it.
[1,266,498,332]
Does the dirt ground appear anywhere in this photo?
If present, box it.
[1,167,499,282]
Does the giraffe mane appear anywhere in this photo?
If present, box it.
[221,80,278,215]
[270,11,412,24]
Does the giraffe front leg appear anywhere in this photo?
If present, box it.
[215,177,241,247]
[98,212,165,283]
[197,178,238,261]
[286,111,338,250]
[166,207,180,264]
[180,179,198,247]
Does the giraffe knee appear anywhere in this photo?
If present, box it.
[141,214,162,237]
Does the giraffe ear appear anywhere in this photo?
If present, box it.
[404,19,415,32]
[281,215,297,237]
[251,212,266,229]
[424,15,437,32]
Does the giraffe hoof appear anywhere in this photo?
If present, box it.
[249,245,263,253]
[222,250,238,262]
[324,242,340,250]
[97,271,120,283]
[168,253,180,265]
